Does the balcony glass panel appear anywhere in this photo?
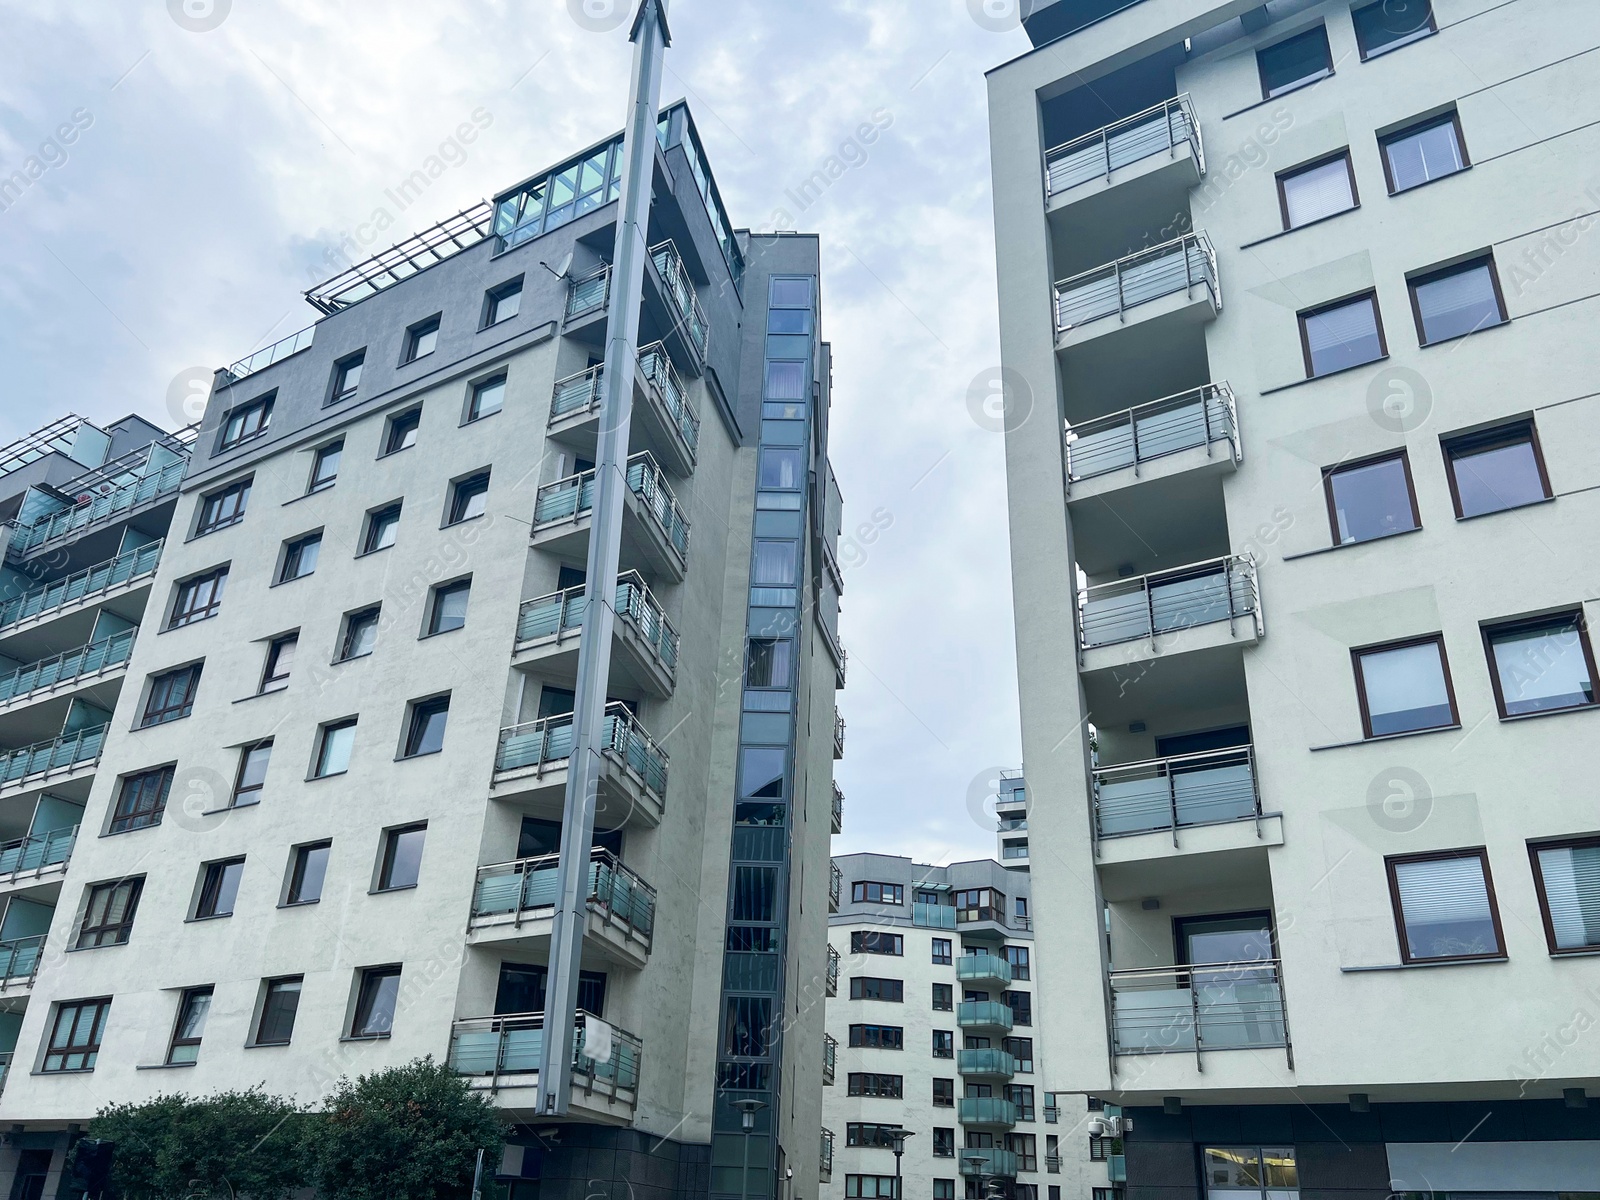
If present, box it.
[1110,962,1288,1054]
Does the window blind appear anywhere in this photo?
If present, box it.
[1538,843,1600,949]
[1283,158,1354,227]
[1415,263,1501,341]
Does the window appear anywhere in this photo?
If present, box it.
[385,408,421,454]
[339,607,381,661]
[850,977,904,1002]
[195,859,244,919]
[852,881,904,905]
[261,634,297,692]
[330,352,364,405]
[358,502,402,554]
[403,315,440,363]
[759,446,803,490]
[846,1123,904,1148]
[140,664,201,727]
[1322,451,1419,545]
[1257,25,1331,97]
[1006,1083,1037,1121]
[77,878,143,948]
[196,478,251,534]
[851,931,904,956]
[1353,634,1458,737]
[932,982,953,1011]
[278,533,322,583]
[351,966,402,1037]
[1004,945,1032,980]
[1353,0,1435,59]
[220,395,272,450]
[739,747,785,799]
[932,1029,953,1057]
[314,719,357,777]
[933,1128,955,1157]
[403,696,450,757]
[1387,848,1503,963]
[935,1183,955,1200]
[932,1077,954,1107]
[1007,1132,1039,1171]
[1016,896,1029,920]
[1532,838,1600,954]
[932,937,952,965]
[845,1179,898,1199]
[847,1024,903,1050]
[1409,256,1506,345]
[1442,420,1550,518]
[1091,1134,1110,1161]
[746,638,793,689]
[110,767,172,834]
[1005,990,1033,1026]
[484,278,523,326]
[847,1072,903,1097]
[448,472,490,524]
[254,977,302,1045]
[167,987,212,1064]
[43,999,110,1072]
[232,740,272,806]
[287,842,331,905]
[1483,612,1597,718]
[1003,1036,1035,1073]
[1277,152,1357,229]
[427,579,470,635]
[1202,1147,1300,1199]
[170,567,227,628]
[308,440,343,492]
[377,824,426,891]
[1300,292,1385,377]
[468,375,506,421]
[752,539,798,587]
[1381,111,1468,193]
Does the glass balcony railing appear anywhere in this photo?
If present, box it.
[448,1011,642,1094]
[516,572,679,675]
[960,1147,1019,1177]
[637,341,700,458]
[0,629,137,705]
[224,322,316,381]
[1094,745,1262,840]
[1078,554,1259,650]
[957,1001,1014,1033]
[0,826,77,880]
[11,461,185,554]
[956,953,1013,986]
[1055,232,1219,334]
[532,453,690,562]
[471,847,655,945]
[0,934,46,985]
[550,364,604,423]
[1045,94,1203,197]
[957,1048,1016,1078]
[1109,1154,1127,1182]
[0,724,108,788]
[648,241,709,357]
[823,1033,837,1085]
[0,541,163,632]
[913,901,956,929]
[1065,383,1239,483]
[825,945,840,997]
[565,264,612,321]
[495,703,668,801]
[957,1097,1018,1127]
[1109,960,1290,1057]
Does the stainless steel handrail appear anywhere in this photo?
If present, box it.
[1065,382,1240,485]
[1045,94,1204,197]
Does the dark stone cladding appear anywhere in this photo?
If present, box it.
[502,1126,712,1199]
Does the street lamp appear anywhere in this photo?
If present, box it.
[962,1151,992,1200]
[888,1129,916,1199]
[732,1097,768,1200]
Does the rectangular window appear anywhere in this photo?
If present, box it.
[1409,256,1506,345]
[352,966,402,1036]
[1483,612,1597,718]
[448,472,490,524]
[1005,990,1034,1026]
[220,396,272,450]
[254,977,302,1045]
[764,360,807,400]
[363,503,402,553]
[846,1123,905,1149]
[1322,451,1419,545]
[932,982,953,1011]
[1381,111,1468,193]
[758,446,804,490]
[851,931,904,956]
[752,539,798,587]
[846,1073,904,1097]
[43,999,110,1072]
[261,634,297,692]
[77,878,143,948]
[1353,634,1457,737]
[1091,1135,1110,1161]
[851,881,905,905]
[195,858,245,919]
[385,408,421,454]
[1004,945,1031,980]
[468,376,506,422]
[847,1024,904,1050]
[746,638,793,689]
[170,567,228,628]
[403,315,440,363]
[308,440,343,492]
[932,1030,953,1058]
[378,824,426,891]
[935,1183,955,1200]
[850,977,904,1002]
[1300,292,1385,377]
[932,1077,954,1106]
[1353,0,1435,59]
[1441,420,1550,518]
[403,696,450,757]
[427,580,470,635]
[167,987,212,1064]
[1007,1132,1038,1171]
[484,278,522,326]
[338,607,380,661]
[140,664,202,727]
[330,352,364,405]
[1201,1147,1300,1200]
[111,767,172,834]
[314,719,357,777]
[196,478,251,534]
[1257,25,1331,97]
[844,1178,898,1199]
[232,740,272,806]
[278,533,322,583]
[1387,848,1504,963]
[1277,151,1357,229]
[1003,1036,1035,1072]
[932,937,952,965]
[1006,1083,1037,1121]
[1532,838,1600,954]
[933,1128,955,1157]
[287,842,331,905]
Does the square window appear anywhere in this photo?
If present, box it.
[1442,421,1550,518]
[1381,112,1468,193]
[403,316,440,363]
[352,966,402,1037]
[1409,256,1506,345]
[378,824,426,891]
[287,842,331,905]
[769,277,813,308]
[448,472,490,524]
[220,396,272,450]
[254,977,302,1045]
[759,446,804,490]
[43,999,110,1072]
[1322,451,1419,545]
[1387,848,1504,962]
[278,533,322,583]
[110,767,173,834]
[1483,612,1597,718]
[764,360,807,400]
[330,352,364,406]
[363,503,402,554]
[485,278,523,326]
[385,408,421,454]
[427,580,470,635]
[195,858,245,919]
[468,376,506,422]
[1277,152,1357,230]
[338,607,380,661]
[167,986,212,1064]
[140,664,202,727]
[1353,0,1435,59]
[752,540,798,587]
[1530,838,1600,954]
[170,567,228,628]
[746,639,793,689]
[1300,292,1385,377]
[1257,25,1332,97]
[77,878,143,948]
[1353,635,1458,737]
[261,634,297,692]
[314,719,357,777]
[196,478,251,535]
[403,696,450,758]
[232,740,272,806]
[308,440,343,492]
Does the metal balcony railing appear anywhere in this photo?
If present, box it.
[957,1000,1014,1033]
[1065,383,1240,484]
[517,572,679,675]
[1043,1104,1060,1124]
[0,629,137,705]
[1078,554,1260,651]
[448,1011,642,1095]
[823,1032,837,1084]
[566,264,613,321]
[0,935,46,986]
[958,1097,1018,1127]
[1045,94,1203,197]
[1055,232,1219,334]
[0,826,77,881]
[1094,745,1264,844]
[1046,1154,1063,1173]
[10,461,185,554]
[532,453,690,561]
[833,711,845,757]
[648,241,709,356]
[957,1047,1017,1077]
[1109,959,1291,1065]
[828,861,842,911]
[820,1127,834,1176]
[0,1052,10,1093]
[550,364,604,423]
[825,944,840,997]
[960,1148,1019,1177]
[0,724,108,788]
[831,781,843,833]
[494,703,668,803]
[637,341,700,458]
[0,540,163,632]
[223,322,316,381]
[471,847,656,946]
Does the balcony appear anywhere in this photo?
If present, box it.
[649,240,709,361]
[491,703,667,829]
[1054,233,1219,351]
[0,725,107,795]
[0,935,45,991]
[956,952,1013,989]
[532,452,689,581]
[1078,554,1261,668]
[1065,383,1240,500]
[0,826,77,885]
[1046,96,1203,241]
[7,458,185,558]
[820,1127,834,1183]
[449,1011,641,1123]
[960,1148,1019,1177]
[547,347,701,477]
[914,900,957,930]
[957,1048,1017,1080]
[468,848,655,969]
[828,861,841,912]
[957,1097,1017,1129]
[1094,746,1271,848]
[823,1032,837,1085]
[223,321,316,382]
[565,264,612,323]
[514,572,678,698]
[957,1000,1014,1035]
[0,629,137,710]
[0,541,162,635]
[1109,960,1291,1067]
[833,711,845,759]
[831,781,843,834]
[825,944,840,997]
[549,363,604,430]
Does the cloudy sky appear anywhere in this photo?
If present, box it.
[0,0,1034,864]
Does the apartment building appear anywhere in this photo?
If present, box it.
[989,0,1600,1196]
[822,853,1105,1200]
[0,89,845,1199]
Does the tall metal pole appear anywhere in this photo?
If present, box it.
[535,0,670,1115]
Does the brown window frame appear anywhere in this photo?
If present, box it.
[1480,610,1599,720]
[1529,836,1600,955]
[194,858,245,919]
[231,739,272,806]
[169,567,228,629]
[43,997,111,1072]
[328,351,365,407]
[363,503,403,555]
[139,663,202,728]
[1385,846,1506,965]
[110,766,173,834]
[383,408,421,455]
[1351,0,1437,60]
[306,440,343,494]
[351,965,402,1037]
[219,395,273,451]
[260,633,297,693]
[932,1076,955,1106]
[1351,633,1460,740]
[167,986,213,1064]
[195,477,251,535]
[846,1072,904,1098]
[253,975,303,1046]
[1378,109,1470,195]
[1298,290,1388,379]
[1440,419,1551,520]
[1256,24,1333,99]
[1407,255,1508,347]
[77,878,144,949]
[1275,149,1359,231]
[1321,449,1422,546]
